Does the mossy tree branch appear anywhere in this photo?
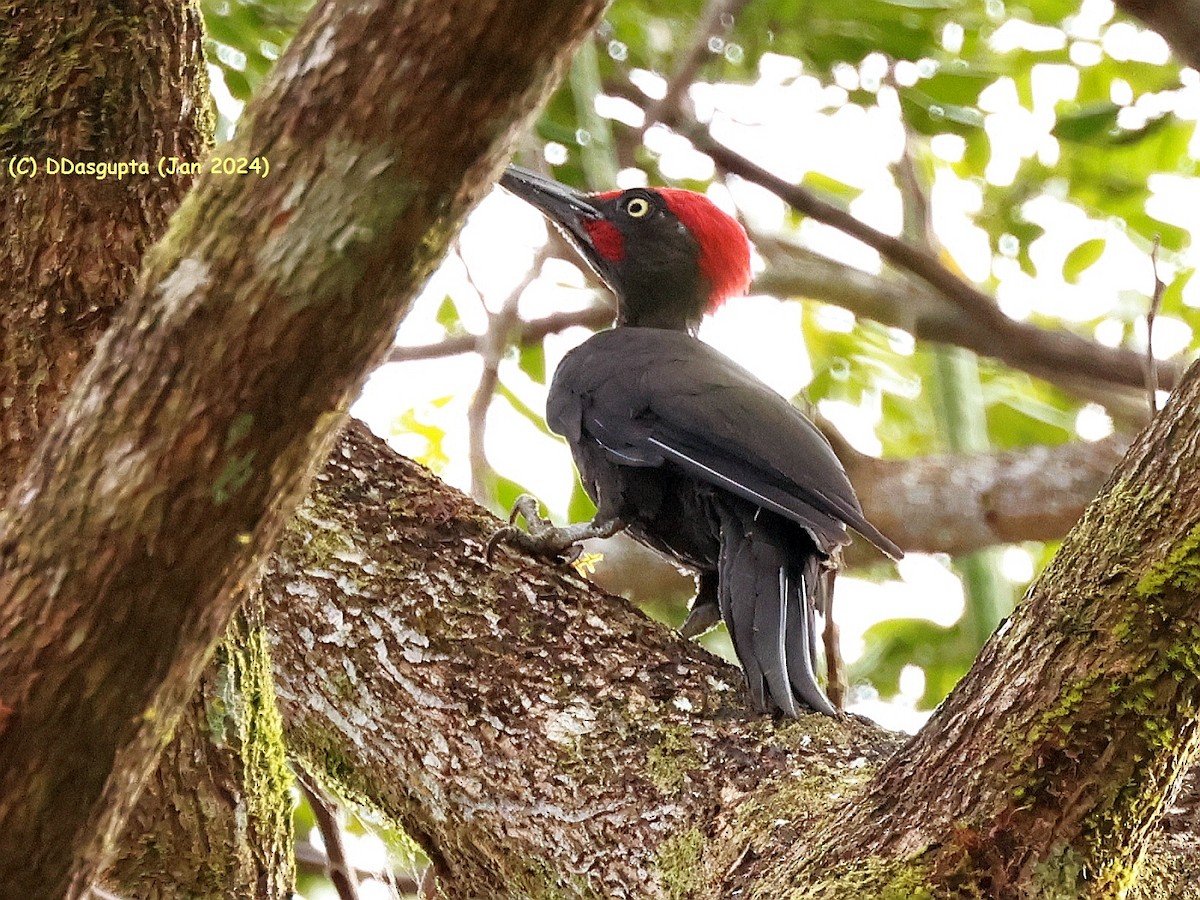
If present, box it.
[263,415,1200,898]
[264,419,904,898]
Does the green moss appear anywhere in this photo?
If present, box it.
[655,827,705,900]
[1136,523,1200,599]
[794,856,937,900]
[235,618,294,837]
[504,858,596,900]
[1028,845,1087,899]
[646,724,701,793]
[212,449,256,505]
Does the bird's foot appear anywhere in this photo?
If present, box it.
[487,494,623,563]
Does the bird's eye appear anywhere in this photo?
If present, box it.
[625,197,651,218]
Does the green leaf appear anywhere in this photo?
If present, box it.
[435,296,460,332]
[495,382,555,439]
[1160,268,1194,316]
[222,69,252,103]
[489,474,534,519]
[802,171,864,206]
[899,87,984,137]
[1062,238,1105,283]
[1052,102,1120,142]
[518,342,546,384]
[567,477,597,523]
[920,68,994,106]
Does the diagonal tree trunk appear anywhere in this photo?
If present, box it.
[807,357,1200,897]
[1,4,294,897]
[0,1,606,897]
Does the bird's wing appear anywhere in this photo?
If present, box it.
[551,328,902,559]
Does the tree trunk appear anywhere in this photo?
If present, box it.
[102,602,294,900]
[0,1,210,495]
[781,358,1200,898]
[0,0,606,897]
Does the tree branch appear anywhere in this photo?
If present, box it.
[263,419,904,897]
[681,122,1181,395]
[101,603,294,900]
[295,768,360,900]
[263,417,1200,897]
[0,4,210,495]
[0,5,298,897]
[754,239,1154,427]
[842,433,1130,561]
[466,246,551,500]
[603,78,1185,398]
[386,302,614,363]
[638,0,754,138]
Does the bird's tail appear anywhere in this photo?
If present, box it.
[716,503,836,717]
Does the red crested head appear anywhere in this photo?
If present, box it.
[590,187,751,314]
[501,166,752,331]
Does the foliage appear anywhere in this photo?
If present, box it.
[201,0,313,100]
[202,0,1196,759]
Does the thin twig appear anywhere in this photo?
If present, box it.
[295,840,421,895]
[467,245,553,501]
[295,766,360,900]
[387,304,614,363]
[639,0,753,138]
[1146,236,1165,415]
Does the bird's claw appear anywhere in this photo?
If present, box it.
[679,600,722,639]
[486,494,585,563]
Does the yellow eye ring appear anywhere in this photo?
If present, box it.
[625,197,650,218]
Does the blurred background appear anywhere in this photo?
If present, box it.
[202,0,1198,894]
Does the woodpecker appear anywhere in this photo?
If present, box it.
[493,165,902,717]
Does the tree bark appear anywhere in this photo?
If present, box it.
[843,434,1131,560]
[0,0,606,896]
[264,419,904,897]
[102,602,294,900]
[0,1,211,495]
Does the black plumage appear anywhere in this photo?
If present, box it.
[495,166,902,717]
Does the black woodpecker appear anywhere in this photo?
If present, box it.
[492,165,902,717]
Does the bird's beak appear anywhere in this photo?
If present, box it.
[500,166,611,279]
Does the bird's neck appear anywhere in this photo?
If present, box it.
[615,286,706,334]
